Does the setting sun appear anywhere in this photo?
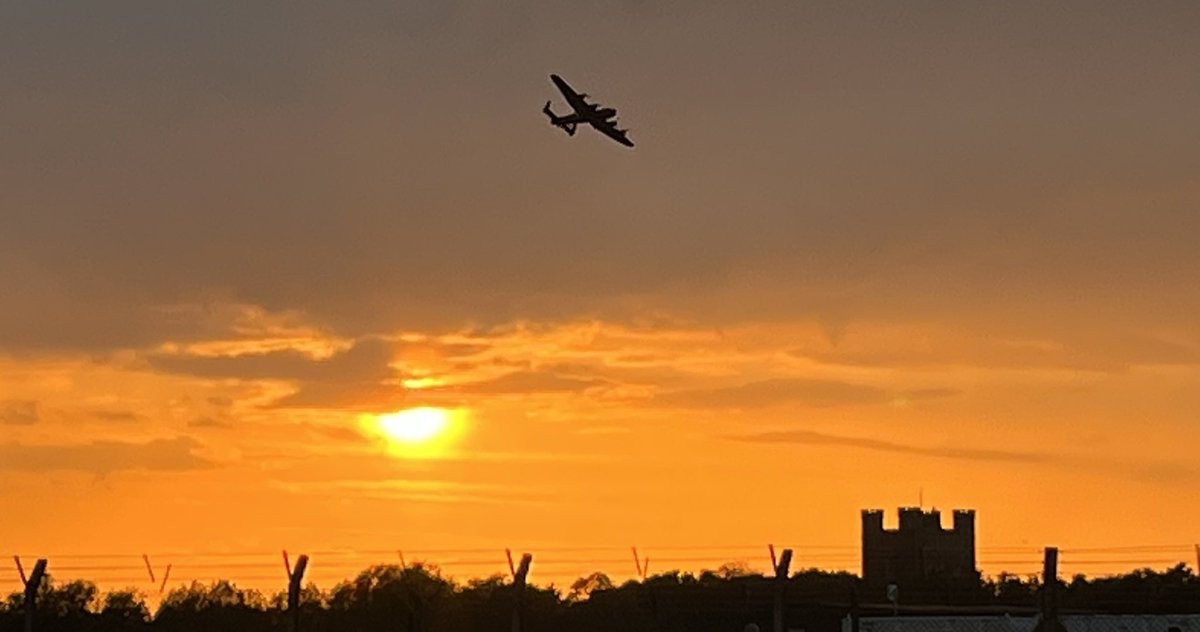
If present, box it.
[378,407,450,443]
[369,407,465,459]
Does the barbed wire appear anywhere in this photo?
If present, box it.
[2,541,1194,594]
[11,542,1195,559]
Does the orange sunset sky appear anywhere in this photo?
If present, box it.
[2,1,1199,596]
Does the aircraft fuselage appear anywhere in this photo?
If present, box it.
[544,74,634,147]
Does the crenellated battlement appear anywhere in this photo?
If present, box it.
[861,507,978,601]
[862,507,974,535]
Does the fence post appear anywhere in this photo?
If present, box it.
[159,564,173,595]
[142,555,156,585]
[849,587,860,632]
[508,551,532,632]
[284,551,309,632]
[632,547,649,581]
[772,547,793,632]
[18,558,47,632]
[142,554,173,594]
[1034,547,1065,632]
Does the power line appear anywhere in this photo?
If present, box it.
[6,540,1194,594]
[16,542,1196,559]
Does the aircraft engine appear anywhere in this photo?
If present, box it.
[596,107,617,119]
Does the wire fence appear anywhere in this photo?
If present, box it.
[2,544,1199,632]
[3,542,1197,597]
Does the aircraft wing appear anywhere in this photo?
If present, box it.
[589,118,634,147]
[550,74,591,114]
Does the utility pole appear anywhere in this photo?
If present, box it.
[771,546,793,632]
[849,587,861,632]
[283,551,309,632]
[16,557,47,632]
[1033,547,1066,632]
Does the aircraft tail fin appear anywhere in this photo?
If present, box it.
[542,101,562,124]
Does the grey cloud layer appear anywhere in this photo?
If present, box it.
[148,337,394,382]
[148,337,403,409]
[1,400,39,425]
[733,429,1046,464]
[2,2,1199,354]
[653,379,957,409]
[731,429,1198,485]
[0,437,210,475]
[430,369,605,395]
[791,332,1200,372]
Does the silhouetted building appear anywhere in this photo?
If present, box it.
[862,507,977,603]
[844,614,1200,632]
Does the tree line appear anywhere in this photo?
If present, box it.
[2,562,1199,632]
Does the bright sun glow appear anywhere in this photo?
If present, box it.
[370,407,464,458]
[378,407,449,442]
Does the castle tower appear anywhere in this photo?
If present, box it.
[861,507,978,603]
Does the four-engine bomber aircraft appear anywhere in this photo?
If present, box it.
[542,74,634,148]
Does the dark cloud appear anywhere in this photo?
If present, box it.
[731,429,1199,485]
[0,436,211,474]
[792,333,1200,373]
[542,361,703,389]
[148,337,394,382]
[268,382,407,411]
[430,369,605,395]
[1,400,39,425]
[653,378,890,409]
[404,341,492,359]
[731,429,1048,464]
[92,410,142,423]
[1124,461,1200,486]
[188,416,233,429]
[149,337,404,410]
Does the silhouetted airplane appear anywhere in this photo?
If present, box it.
[543,74,634,148]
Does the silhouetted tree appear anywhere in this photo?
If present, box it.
[96,591,151,632]
[567,572,614,602]
[154,580,271,632]
[985,571,1040,606]
[1063,564,1200,613]
[2,561,1198,632]
[328,563,455,632]
[713,562,755,580]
